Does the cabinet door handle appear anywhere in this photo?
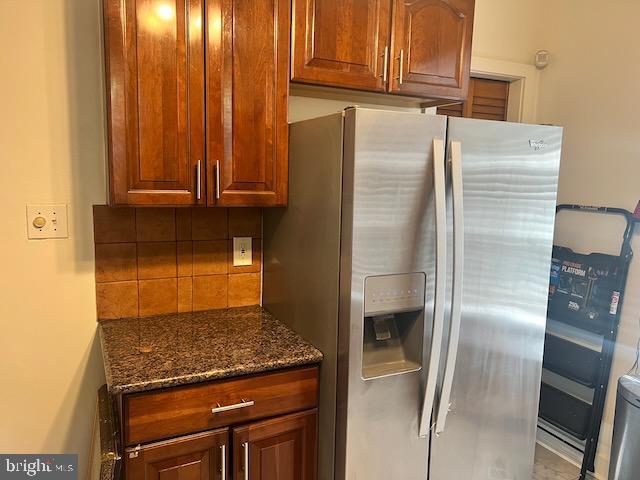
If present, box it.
[381,45,389,83]
[210,399,254,414]
[242,442,249,480]
[220,444,226,479]
[215,160,221,199]
[398,49,404,85]
[196,160,202,200]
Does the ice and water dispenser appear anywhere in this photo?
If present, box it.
[362,273,426,380]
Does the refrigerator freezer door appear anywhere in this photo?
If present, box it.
[336,108,447,480]
[430,118,562,480]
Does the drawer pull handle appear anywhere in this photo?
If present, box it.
[211,399,254,414]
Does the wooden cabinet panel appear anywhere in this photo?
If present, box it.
[124,367,319,446]
[104,0,205,205]
[126,429,228,480]
[207,0,290,206]
[233,410,317,480]
[389,0,474,100]
[291,0,392,92]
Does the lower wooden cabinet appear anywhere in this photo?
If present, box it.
[233,410,318,480]
[122,367,319,480]
[125,429,228,480]
[125,411,317,480]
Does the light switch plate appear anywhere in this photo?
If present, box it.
[26,204,69,239]
[233,237,252,266]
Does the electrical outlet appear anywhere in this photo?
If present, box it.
[233,237,252,266]
[26,204,69,239]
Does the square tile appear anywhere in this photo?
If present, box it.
[139,278,177,316]
[177,241,193,277]
[136,208,176,242]
[176,208,192,240]
[229,208,262,238]
[192,208,228,240]
[95,243,137,283]
[138,242,177,279]
[193,240,228,276]
[96,281,138,319]
[228,273,261,307]
[178,277,193,313]
[93,205,136,243]
[193,275,228,311]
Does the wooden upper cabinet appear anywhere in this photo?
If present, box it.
[126,429,228,480]
[104,0,289,207]
[206,0,290,206]
[104,0,205,206]
[390,0,475,99]
[233,410,318,480]
[291,0,391,91]
[290,0,475,100]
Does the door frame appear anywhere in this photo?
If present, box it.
[469,56,541,124]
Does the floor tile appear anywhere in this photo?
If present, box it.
[533,444,580,480]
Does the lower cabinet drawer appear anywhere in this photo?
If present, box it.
[123,366,319,446]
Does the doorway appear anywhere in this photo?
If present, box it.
[436,77,510,121]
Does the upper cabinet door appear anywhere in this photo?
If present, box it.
[207,0,290,206]
[389,0,474,100]
[291,0,392,92]
[104,0,205,205]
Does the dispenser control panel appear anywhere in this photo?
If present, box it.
[364,272,426,316]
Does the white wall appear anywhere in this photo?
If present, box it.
[0,0,106,477]
[473,0,543,64]
[536,1,640,476]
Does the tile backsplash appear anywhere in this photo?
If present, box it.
[93,206,262,320]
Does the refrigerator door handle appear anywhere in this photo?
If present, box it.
[418,138,447,438]
[434,140,465,435]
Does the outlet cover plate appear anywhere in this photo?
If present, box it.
[26,204,69,239]
[233,237,252,266]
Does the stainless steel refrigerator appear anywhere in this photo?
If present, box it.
[263,107,562,480]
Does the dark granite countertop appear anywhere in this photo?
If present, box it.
[99,306,323,395]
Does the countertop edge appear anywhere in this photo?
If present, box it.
[108,356,323,396]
